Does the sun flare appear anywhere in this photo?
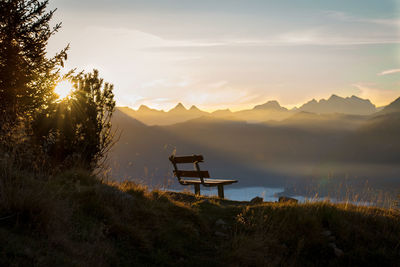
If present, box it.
[54,80,74,99]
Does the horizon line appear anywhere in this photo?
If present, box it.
[117,93,397,113]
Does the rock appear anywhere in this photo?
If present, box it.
[278,196,298,203]
[334,247,344,257]
[250,196,264,204]
[215,219,227,226]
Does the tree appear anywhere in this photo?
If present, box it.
[0,0,68,133]
[1,1,115,172]
[33,70,116,170]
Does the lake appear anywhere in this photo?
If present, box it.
[174,186,376,206]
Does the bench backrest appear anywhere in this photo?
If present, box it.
[169,155,210,184]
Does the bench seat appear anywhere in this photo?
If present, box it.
[181,178,237,186]
[169,154,238,198]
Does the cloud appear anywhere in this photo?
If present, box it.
[377,69,400,76]
[325,11,400,27]
[208,81,228,89]
[148,30,400,49]
[131,77,269,111]
[140,77,192,89]
[52,25,400,63]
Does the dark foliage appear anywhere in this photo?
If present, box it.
[33,70,116,170]
[0,0,115,172]
[0,0,67,131]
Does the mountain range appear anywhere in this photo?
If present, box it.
[119,94,382,126]
[298,95,377,115]
[108,96,400,196]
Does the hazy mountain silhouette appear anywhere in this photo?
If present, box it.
[211,108,233,118]
[225,100,292,122]
[109,96,400,197]
[118,95,383,126]
[379,96,400,115]
[118,100,292,125]
[275,111,369,130]
[110,110,286,188]
[299,95,377,115]
[118,105,167,125]
[118,103,207,125]
[254,100,288,111]
[169,102,186,113]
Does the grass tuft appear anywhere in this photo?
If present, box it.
[0,168,399,266]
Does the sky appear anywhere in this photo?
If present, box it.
[47,0,400,111]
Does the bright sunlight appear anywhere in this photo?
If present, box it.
[54,80,74,99]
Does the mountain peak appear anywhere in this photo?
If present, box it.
[329,94,341,100]
[169,102,187,112]
[190,105,200,111]
[254,100,287,111]
[174,102,186,109]
[188,105,206,114]
[138,105,151,111]
[299,95,377,115]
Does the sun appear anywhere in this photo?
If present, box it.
[54,80,74,99]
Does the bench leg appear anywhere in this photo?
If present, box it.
[194,184,200,196]
[217,185,224,198]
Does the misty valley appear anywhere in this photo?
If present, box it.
[108,95,400,206]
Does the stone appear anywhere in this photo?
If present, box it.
[278,196,298,203]
[250,196,264,204]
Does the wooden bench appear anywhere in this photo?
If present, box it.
[169,154,238,198]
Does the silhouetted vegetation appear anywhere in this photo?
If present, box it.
[0,0,67,132]
[33,70,116,170]
[0,0,115,172]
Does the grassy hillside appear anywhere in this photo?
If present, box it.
[1,169,400,266]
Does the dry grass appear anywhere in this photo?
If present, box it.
[225,201,400,266]
[1,166,400,266]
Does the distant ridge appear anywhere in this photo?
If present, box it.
[138,104,151,111]
[169,102,187,112]
[117,94,396,125]
[189,105,200,111]
[380,96,400,114]
[253,100,288,111]
[212,109,233,117]
[299,95,377,115]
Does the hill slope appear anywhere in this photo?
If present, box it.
[1,170,399,266]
